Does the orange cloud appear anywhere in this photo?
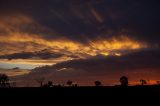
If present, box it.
[0,68,30,77]
[0,34,148,57]
[0,14,148,60]
[0,14,34,33]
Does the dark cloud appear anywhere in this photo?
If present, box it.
[50,49,160,72]
[0,49,63,60]
[0,0,160,44]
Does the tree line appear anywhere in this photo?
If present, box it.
[0,74,160,88]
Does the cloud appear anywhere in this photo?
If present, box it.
[89,5,104,23]
[0,68,30,77]
[0,33,149,59]
[0,0,160,44]
[50,49,160,72]
[28,49,160,82]
[0,49,64,60]
[0,14,62,40]
[0,15,149,59]
[0,15,149,58]
[0,42,48,55]
[0,0,159,60]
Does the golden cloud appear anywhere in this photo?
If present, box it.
[0,14,148,59]
[0,33,148,57]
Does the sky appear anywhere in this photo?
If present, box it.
[0,0,160,86]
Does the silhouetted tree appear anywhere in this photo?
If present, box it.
[94,81,102,86]
[140,79,147,85]
[43,81,53,87]
[67,80,73,86]
[35,77,45,87]
[0,74,10,88]
[120,76,128,86]
[47,81,53,87]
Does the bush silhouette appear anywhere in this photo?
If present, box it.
[67,80,73,86]
[120,76,128,86]
[94,81,102,86]
[43,81,53,87]
[47,81,53,87]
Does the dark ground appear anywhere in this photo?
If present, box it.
[0,85,160,106]
[0,85,160,97]
[0,86,160,106]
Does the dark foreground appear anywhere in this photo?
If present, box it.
[0,85,160,98]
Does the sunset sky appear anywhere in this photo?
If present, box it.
[0,0,160,86]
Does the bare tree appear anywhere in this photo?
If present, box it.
[35,77,45,87]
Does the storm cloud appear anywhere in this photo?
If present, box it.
[0,0,159,59]
[46,49,160,72]
[0,0,160,44]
